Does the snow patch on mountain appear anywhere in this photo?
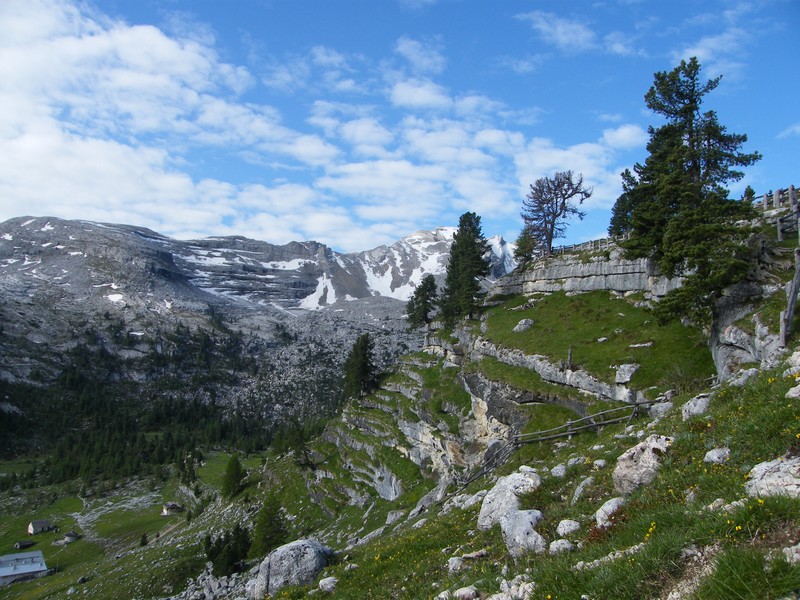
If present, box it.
[300,273,337,310]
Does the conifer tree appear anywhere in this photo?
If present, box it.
[521,171,591,257]
[249,492,288,558]
[406,274,438,328]
[608,57,760,323]
[438,212,490,325]
[342,333,375,399]
[221,454,243,498]
[513,223,539,265]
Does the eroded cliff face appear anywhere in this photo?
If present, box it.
[492,247,682,299]
[710,282,785,381]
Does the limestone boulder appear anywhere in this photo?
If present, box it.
[682,393,712,421]
[595,497,626,528]
[319,576,338,593]
[556,519,581,537]
[248,539,333,598]
[612,434,673,495]
[477,469,542,530]
[703,447,731,464]
[499,509,547,558]
[744,456,800,499]
[513,319,534,333]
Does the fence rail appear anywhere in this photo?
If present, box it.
[514,401,648,444]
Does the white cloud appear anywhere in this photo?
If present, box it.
[513,138,621,210]
[498,54,546,75]
[395,36,446,74]
[516,11,597,52]
[340,117,394,150]
[390,78,452,110]
[673,27,748,79]
[603,31,644,57]
[601,124,648,149]
[778,123,800,139]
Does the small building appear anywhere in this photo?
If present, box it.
[12,541,34,550]
[161,502,184,516]
[0,551,49,586]
[27,520,52,536]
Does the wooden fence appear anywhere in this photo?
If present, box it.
[514,401,647,444]
[451,400,651,491]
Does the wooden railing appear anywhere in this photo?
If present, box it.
[514,402,646,444]
[451,400,651,491]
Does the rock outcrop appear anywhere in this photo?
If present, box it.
[247,539,333,598]
[612,435,673,495]
[493,247,681,299]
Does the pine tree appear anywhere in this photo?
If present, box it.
[520,171,591,257]
[221,454,243,498]
[608,57,760,323]
[342,333,376,399]
[513,223,539,265]
[406,274,438,328]
[439,212,490,325]
[249,493,288,558]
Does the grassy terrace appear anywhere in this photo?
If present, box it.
[272,367,800,600]
[482,291,716,397]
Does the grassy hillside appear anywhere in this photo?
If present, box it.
[1,286,799,599]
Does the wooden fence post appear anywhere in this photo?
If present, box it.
[781,248,800,347]
[763,193,770,210]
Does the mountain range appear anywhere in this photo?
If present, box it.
[0,216,514,448]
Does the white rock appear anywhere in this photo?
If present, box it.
[682,393,712,420]
[556,519,581,537]
[318,576,338,593]
[785,385,800,399]
[571,476,594,505]
[550,464,567,478]
[549,539,575,555]
[453,585,479,600]
[595,497,626,528]
[729,368,759,387]
[513,319,534,333]
[249,539,333,599]
[612,434,673,495]
[447,557,464,574]
[703,447,731,464]
[615,363,639,384]
[500,509,547,558]
[649,401,673,419]
[567,456,585,467]
[477,470,542,530]
[782,541,800,565]
[593,459,607,470]
[745,456,800,499]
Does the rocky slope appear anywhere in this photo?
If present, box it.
[0,216,513,450]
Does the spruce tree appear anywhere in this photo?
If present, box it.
[608,57,760,323]
[513,223,539,265]
[249,493,289,558]
[221,454,243,498]
[439,212,490,325]
[342,333,375,399]
[406,274,438,328]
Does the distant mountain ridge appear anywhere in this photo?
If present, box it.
[0,217,514,313]
[0,216,514,425]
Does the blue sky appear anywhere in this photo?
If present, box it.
[1,0,797,252]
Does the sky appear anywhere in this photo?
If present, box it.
[0,0,798,253]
